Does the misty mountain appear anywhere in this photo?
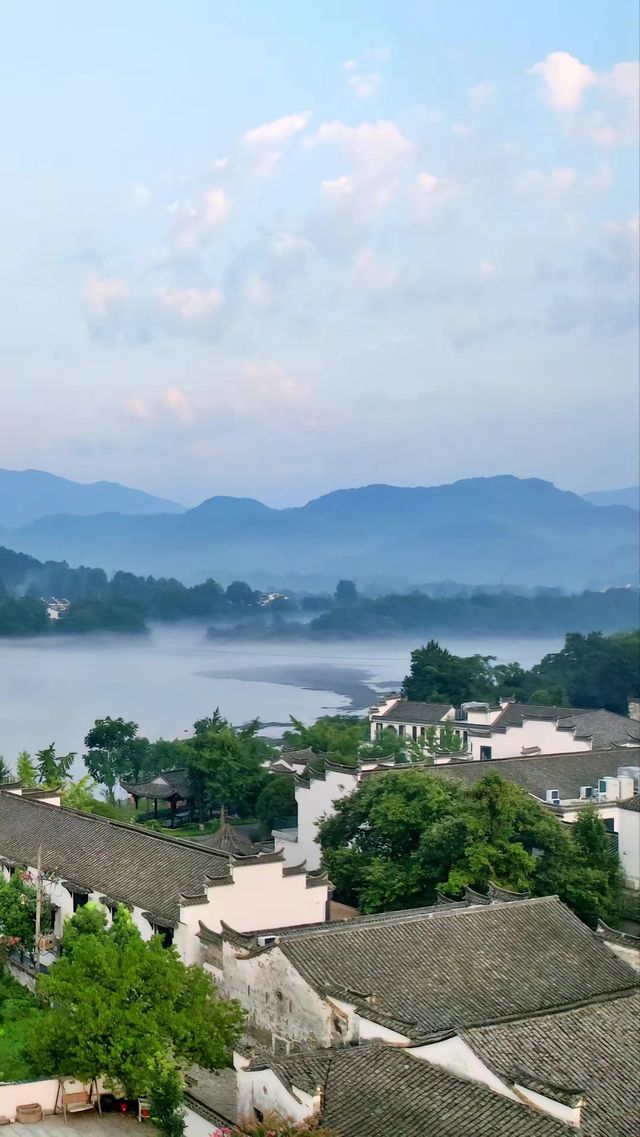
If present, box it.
[0,468,184,528]
[583,486,640,510]
[0,476,638,591]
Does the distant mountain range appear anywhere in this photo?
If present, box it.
[0,473,638,591]
[583,486,639,510]
[0,468,184,528]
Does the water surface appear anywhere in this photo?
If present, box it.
[0,625,563,778]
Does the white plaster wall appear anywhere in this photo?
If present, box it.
[515,1084,581,1128]
[272,834,301,868]
[294,769,358,871]
[222,942,334,1049]
[617,807,640,887]
[210,862,327,934]
[356,1014,409,1045]
[0,1078,108,1121]
[237,1068,312,1126]
[185,1107,224,1137]
[412,1037,518,1101]
[469,720,590,761]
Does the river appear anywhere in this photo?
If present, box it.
[0,625,563,779]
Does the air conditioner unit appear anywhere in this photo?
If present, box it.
[580,786,594,800]
[545,789,561,805]
[257,934,278,948]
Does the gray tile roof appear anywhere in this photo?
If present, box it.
[276,896,637,1040]
[120,767,193,801]
[203,822,259,856]
[462,991,640,1137]
[620,793,640,812]
[373,700,453,724]
[258,1044,571,1137]
[0,790,230,924]
[425,746,640,801]
[491,704,640,747]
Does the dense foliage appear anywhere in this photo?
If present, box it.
[0,871,53,954]
[318,771,623,927]
[31,904,244,1095]
[0,974,40,1081]
[403,630,640,713]
[227,1119,337,1137]
[0,547,637,639]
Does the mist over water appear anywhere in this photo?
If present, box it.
[0,624,563,780]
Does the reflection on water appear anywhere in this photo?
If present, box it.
[0,624,563,778]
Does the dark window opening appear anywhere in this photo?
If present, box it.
[412,725,418,740]
[154,925,174,948]
[398,725,405,736]
[480,746,493,761]
[72,892,88,912]
[254,1110,264,1123]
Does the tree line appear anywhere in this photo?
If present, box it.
[402,630,640,715]
[1,546,638,638]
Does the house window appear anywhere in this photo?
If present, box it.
[463,731,468,746]
[412,726,418,740]
[375,722,382,733]
[480,746,492,761]
[72,892,88,912]
[154,926,174,949]
[398,725,405,737]
[254,1110,264,1123]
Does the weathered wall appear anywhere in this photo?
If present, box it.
[222,941,335,1052]
[236,1066,313,1126]
[294,769,359,871]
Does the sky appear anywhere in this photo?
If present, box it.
[0,1,638,507]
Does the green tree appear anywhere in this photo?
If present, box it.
[16,750,37,788]
[149,1058,186,1137]
[187,714,269,825]
[30,905,243,1096]
[0,755,13,783]
[334,579,359,606]
[403,640,496,705]
[256,775,297,838]
[528,630,639,713]
[35,744,75,786]
[318,769,622,925]
[283,715,368,766]
[83,716,139,803]
[0,872,53,954]
[61,775,98,811]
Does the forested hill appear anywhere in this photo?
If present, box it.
[0,475,637,591]
[0,545,638,639]
[0,468,183,528]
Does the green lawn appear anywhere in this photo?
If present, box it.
[0,972,41,1081]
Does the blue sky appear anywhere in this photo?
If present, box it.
[1,0,638,505]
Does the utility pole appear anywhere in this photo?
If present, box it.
[34,845,42,974]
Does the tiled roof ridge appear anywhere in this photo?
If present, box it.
[0,788,231,860]
[428,744,639,770]
[277,894,559,943]
[458,985,640,1036]
[596,918,640,946]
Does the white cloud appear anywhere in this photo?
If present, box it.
[347,71,382,99]
[130,183,151,208]
[243,111,311,147]
[158,286,224,320]
[342,50,388,98]
[172,187,231,251]
[479,260,496,280]
[413,171,458,211]
[164,387,194,424]
[518,164,612,196]
[202,188,231,228]
[528,53,639,147]
[84,275,130,318]
[310,120,412,231]
[528,52,596,112]
[469,82,496,107]
[352,246,398,289]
